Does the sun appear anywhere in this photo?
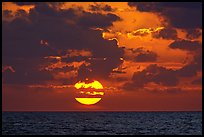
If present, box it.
[74,80,103,89]
[75,98,102,105]
[74,80,104,105]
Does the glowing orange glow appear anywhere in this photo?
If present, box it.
[75,98,102,105]
[74,80,103,89]
[127,27,164,39]
[44,56,61,60]
[2,2,34,15]
[120,57,124,61]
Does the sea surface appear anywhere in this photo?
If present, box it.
[2,112,202,135]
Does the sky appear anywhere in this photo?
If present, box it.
[2,2,202,111]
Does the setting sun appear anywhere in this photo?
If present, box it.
[75,98,102,105]
[74,80,104,105]
[74,80,103,89]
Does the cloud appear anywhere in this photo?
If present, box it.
[121,64,183,91]
[3,10,13,18]
[139,64,178,86]
[130,64,179,88]
[177,46,202,78]
[169,37,202,77]
[169,39,200,51]
[127,27,164,38]
[122,46,202,91]
[77,52,124,80]
[13,2,64,8]
[186,29,202,39]
[152,28,177,40]
[2,58,54,85]
[135,51,157,62]
[128,2,162,12]
[125,47,158,62]
[2,2,124,85]
[89,3,115,12]
[173,37,202,80]
[77,13,121,28]
[128,2,202,29]
[176,64,197,77]
[14,2,39,6]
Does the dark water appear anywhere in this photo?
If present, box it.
[2,112,202,135]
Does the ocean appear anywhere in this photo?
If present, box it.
[2,112,202,135]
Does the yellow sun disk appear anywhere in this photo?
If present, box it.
[75,98,102,105]
[74,80,103,89]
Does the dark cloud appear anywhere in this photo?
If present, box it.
[128,2,202,29]
[14,2,39,6]
[186,29,202,39]
[13,2,64,8]
[126,47,158,62]
[180,64,196,77]
[15,9,27,17]
[129,2,162,12]
[176,44,202,78]
[28,3,75,20]
[77,12,121,28]
[3,10,13,18]
[142,64,179,86]
[122,45,202,91]
[89,3,115,12]
[2,58,53,85]
[3,19,57,62]
[135,51,157,62]
[170,38,202,77]
[61,56,89,63]
[3,2,123,85]
[169,39,200,51]
[152,28,177,40]
[176,63,198,77]
[121,64,179,91]
[77,51,124,80]
[162,4,202,29]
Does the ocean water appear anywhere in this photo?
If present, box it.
[2,112,202,135]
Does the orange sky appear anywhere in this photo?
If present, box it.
[2,2,202,111]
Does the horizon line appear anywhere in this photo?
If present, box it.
[2,110,202,113]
